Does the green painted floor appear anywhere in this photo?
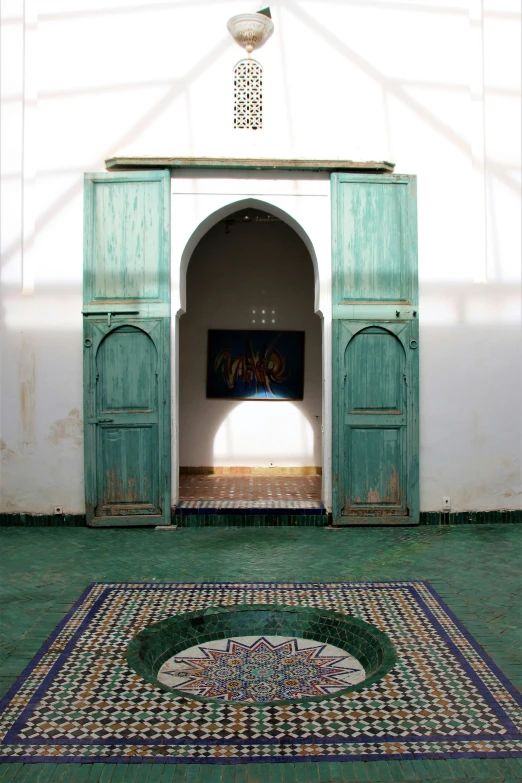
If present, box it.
[1,524,521,782]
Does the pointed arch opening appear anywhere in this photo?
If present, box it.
[177,201,323,507]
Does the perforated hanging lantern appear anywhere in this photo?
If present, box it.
[227,11,274,54]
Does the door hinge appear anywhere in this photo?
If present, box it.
[82,310,139,327]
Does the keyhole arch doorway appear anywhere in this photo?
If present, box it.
[177,198,322,317]
[174,197,327,505]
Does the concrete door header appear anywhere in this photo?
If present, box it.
[105,156,395,172]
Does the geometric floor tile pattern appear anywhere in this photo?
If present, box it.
[1,523,521,781]
[158,635,366,701]
[1,581,521,765]
[178,474,322,501]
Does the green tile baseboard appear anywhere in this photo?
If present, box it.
[0,509,520,526]
[419,509,522,525]
[0,512,88,527]
[175,513,327,527]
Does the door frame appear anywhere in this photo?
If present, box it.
[82,162,417,524]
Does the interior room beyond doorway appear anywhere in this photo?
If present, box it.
[178,207,323,508]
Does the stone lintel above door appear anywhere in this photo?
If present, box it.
[105,156,395,173]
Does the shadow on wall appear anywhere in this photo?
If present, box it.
[178,209,323,469]
[0,279,520,512]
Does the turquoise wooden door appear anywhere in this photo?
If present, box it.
[83,171,171,527]
[332,174,419,525]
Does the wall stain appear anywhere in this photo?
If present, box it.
[0,439,15,462]
[19,341,36,447]
[46,409,83,447]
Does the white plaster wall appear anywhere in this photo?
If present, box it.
[1,0,520,513]
[178,216,322,470]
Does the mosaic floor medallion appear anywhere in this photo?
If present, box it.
[1,581,521,764]
[157,636,366,701]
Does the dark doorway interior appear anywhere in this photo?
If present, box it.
[178,207,323,510]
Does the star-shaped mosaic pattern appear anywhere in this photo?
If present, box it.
[158,635,365,701]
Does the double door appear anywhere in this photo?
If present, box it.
[81,169,419,527]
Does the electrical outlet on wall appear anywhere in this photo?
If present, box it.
[54,505,64,515]
[442,497,451,511]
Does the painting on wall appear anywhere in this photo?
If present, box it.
[207,330,305,400]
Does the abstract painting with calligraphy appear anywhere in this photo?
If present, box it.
[206,330,305,400]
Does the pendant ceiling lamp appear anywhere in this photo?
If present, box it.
[227,8,274,54]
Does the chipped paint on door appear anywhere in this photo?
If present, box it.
[83,171,171,527]
[331,174,419,525]
[95,324,159,517]
[337,321,414,519]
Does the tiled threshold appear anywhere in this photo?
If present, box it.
[180,466,322,475]
[175,499,326,513]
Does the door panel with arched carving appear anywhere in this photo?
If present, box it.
[84,319,169,524]
[334,320,418,523]
[343,326,407,517]
[95,325,159,517]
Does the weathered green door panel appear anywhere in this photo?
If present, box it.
[92,182,162,301]
[346,326,405,412]
[332,174,418,307]
[97,326,157,412]
[331,173,419,526]
[84,171,170,307]
[344,325,407,516]
[349,427,404,510]
[95,325,159,516]
[98,425,158,512]
[84,317,170,526]
[83,170,171,528]
[333,320,419,525]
